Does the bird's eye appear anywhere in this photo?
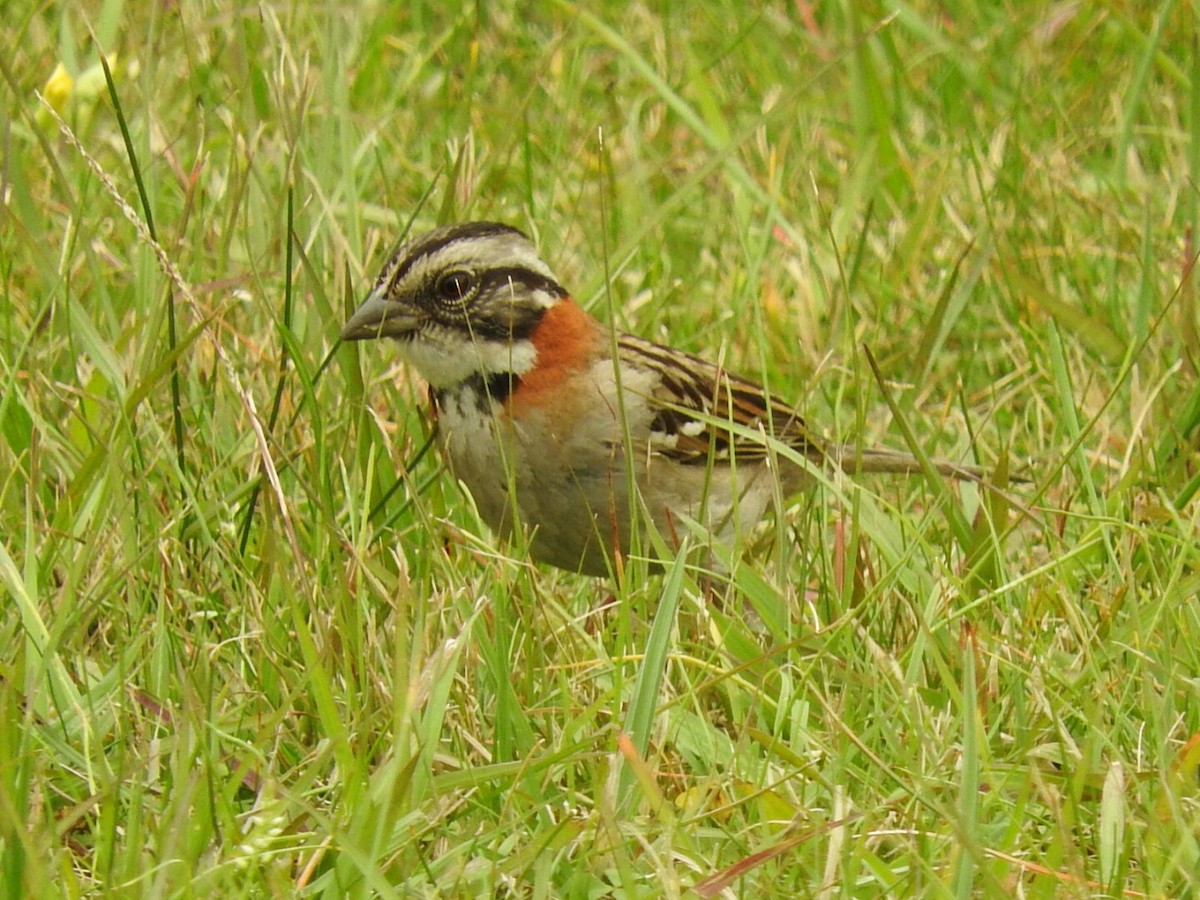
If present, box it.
[435,270,476,303]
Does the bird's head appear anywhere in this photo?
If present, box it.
[341,222,569,390]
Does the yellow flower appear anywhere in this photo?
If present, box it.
[42,62,74,112]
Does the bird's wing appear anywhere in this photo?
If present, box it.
[616,334,825,466]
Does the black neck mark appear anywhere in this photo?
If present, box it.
[432,372,520,412]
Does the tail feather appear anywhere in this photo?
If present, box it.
[831,446,991,482]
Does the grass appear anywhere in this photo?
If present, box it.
[2,0,1199,896]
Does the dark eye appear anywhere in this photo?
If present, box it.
[435,270,476,303]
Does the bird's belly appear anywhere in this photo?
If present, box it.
[435,394,776,574]
[437,401,636,574]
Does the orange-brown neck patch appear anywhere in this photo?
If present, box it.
[505,299,601,417]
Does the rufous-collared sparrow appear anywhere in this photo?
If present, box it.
[342,222,989,576]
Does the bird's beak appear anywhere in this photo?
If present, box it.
[341,286,419,341]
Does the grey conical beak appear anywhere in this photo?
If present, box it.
[341,286,419,341]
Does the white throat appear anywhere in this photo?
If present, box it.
[401,337,538,390]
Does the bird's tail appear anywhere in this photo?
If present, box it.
[830,446,992,482]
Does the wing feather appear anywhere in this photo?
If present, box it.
[616,334,825,465]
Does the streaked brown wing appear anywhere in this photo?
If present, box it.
[617,334,824,465]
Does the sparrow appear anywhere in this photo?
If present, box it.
[342,221,988,576]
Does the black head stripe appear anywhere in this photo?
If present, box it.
[482,267,567,299]
[470,267,568,339]
[391,222,529,286]
[426,266,565,342]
